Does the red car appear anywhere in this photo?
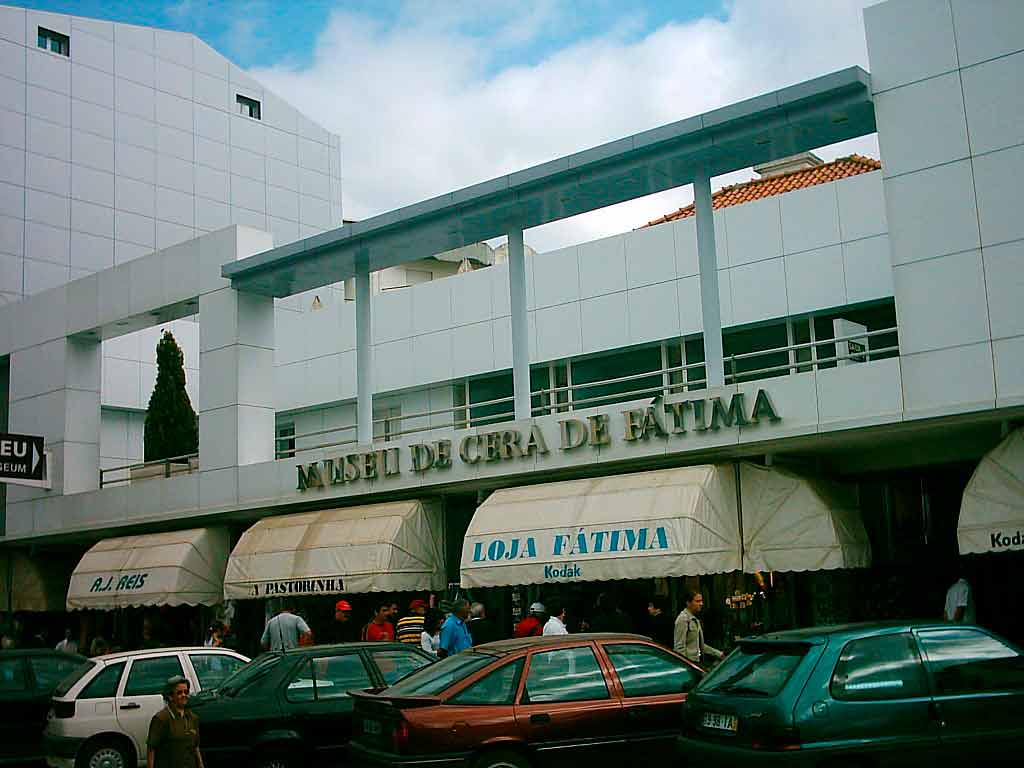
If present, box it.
[350,633,703,768]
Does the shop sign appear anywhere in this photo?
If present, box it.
[89,572,149,593]
[296,389,780,492]
[988,529,1024,552]
[246,577,345,598]
[0,432,45,483]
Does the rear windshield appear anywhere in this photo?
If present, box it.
[696,642,809,698]
[55,660,95,697]
[217,653,279,694]
[385,652,497,697]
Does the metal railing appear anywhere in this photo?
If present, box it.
[99,452,199,488]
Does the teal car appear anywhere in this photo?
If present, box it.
[679,622,1024,767]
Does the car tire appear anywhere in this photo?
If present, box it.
[475,749,531,768]
[77,738,132,768]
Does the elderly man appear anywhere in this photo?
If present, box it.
[438,599,473,658]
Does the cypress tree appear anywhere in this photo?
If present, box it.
[144,331,198,462]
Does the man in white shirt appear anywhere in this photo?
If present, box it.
[55,628,78,655]
[944,577,976,624]
[261,603,313,651]
[542,600,569,636]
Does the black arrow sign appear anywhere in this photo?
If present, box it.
[0,432,46,482]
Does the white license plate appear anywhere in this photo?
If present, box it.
[362,719,382,736]
[702,712,738,732]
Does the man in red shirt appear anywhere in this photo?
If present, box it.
[513,602,546,638]
[362,601,396,642]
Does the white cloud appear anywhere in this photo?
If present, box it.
[250,0,878,252]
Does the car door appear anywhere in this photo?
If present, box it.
[0,656,35,761]
[116,653,187,762]
[601,641,701,747]
[281,651,374,761]
[916,627,1024,762]
[514,643,626,763]
[184,651,247,691]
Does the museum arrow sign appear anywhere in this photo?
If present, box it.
[0,432,46,482]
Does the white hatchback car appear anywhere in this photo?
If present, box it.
[44,646,248,768]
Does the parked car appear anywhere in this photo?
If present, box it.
[0,649,89,765]
[44,646,249,768]
[349,633,704,768]
[188,642,435,768]
[679,621,1024,767]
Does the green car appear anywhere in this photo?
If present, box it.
[679,622,1024,767]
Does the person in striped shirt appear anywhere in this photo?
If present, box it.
[396,599,429,644]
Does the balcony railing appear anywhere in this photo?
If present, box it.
[99,452,199,488]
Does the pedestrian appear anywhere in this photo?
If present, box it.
[260,603,313,651]
[438,599,473,658]
[513,603,546,638]
[467,602,498,646]
[943,575,976,624]
[147,675,203,768]
[387,601,400,627]
[89,636,109,657]
[55,628,79,654]
[332,599,359,643]
[203,622,224,648]
[361,601,396,642]
[673,589,722,666]
[543,600,569,636]
[420,611,443,656]
[396,599,429,645]
[645,595,674,648]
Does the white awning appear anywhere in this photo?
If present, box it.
[460,466,742,588]
[224,500,446,600]
[740,464,871,572]
[67,527,229,610]
[959,427,1024,555]
[0,551,68,612]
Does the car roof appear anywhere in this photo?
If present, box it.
[475,633,654,654]
[93,646,242,662]
[0,648,87,660]
[743,620,969,644]
[273,641,423,656]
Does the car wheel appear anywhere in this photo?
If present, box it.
[78,739,131,768]
[475,749,531,768]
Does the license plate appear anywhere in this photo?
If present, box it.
[702,712,738,732]
[362,719,382,736]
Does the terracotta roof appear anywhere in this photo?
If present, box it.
[644,154,881,227]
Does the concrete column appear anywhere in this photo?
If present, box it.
[507,227,531,420]
[355,265,373,445]
[694,167,725,387]
[7,336,101,495]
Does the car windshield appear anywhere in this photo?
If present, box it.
[216,654,276,694]
[696,642,808,697]
[385,652,498,697]
[55,660,95,697]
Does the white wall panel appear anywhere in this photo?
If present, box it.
[578,233,626,299]
[580,291,628,354]
[785,245,846,315]
[864,0,958,92]
[625,221,676,288]
[951,0,1024,68]
[781,183,841,255]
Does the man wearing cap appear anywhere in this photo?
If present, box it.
[397,599,429,645]
[332,599,359,644]
[514,602,546,637]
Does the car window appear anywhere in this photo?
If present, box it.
[286,659,316,703]
[219,653,281,695]
[386,652,497,697]
[188,653,246,691]
[696,642,808,698]
[30,655,87,691]
[369,649,432,687]
[605,643,700,697]
[524,647,609,704]
[449,658,524,706]
[313,654,373,700]
[918,628,1024,696]
[80,662,125,699]
[124,656,185,697]
[56,661,95,697]
[830,633,928,701]
[0,658,26,693]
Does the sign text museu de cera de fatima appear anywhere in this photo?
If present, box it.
[295,389,780,492]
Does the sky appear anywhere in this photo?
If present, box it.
[17,0,880,252]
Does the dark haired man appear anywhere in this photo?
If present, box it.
[673,589,721,665]
[362,601,396,642]
[646,595,673,648]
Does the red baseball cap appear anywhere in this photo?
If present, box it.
[335,599,352,612]
[409,599,428,611]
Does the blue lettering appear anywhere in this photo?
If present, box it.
[553,534,571,556]
[473,542,485,562]
[591,530,607,553]
[506,538,519,561]
[487,540,506,561]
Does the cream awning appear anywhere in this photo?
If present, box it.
[67,527,229,610]
[0,551,68,612]
[959,427,1024,555]
[740,464,871,572]
[460,466,742,588]
[224,500,446,600]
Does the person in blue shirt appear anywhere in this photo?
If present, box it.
[438,599,473,658]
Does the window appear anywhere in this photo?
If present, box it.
[30,655,87,691]
[572,347,662,410]
[524,647,609,704]
[38,27,70,56]
[218,653,281,696]
[386,652,496,696]
[373,405,402,442]
[124,656,185,697]
[56,661,95,697]
[287,654,373,701]
[696,642,808,698]
[606,643,700,697]
[369,649,432,687]
[449,658,523,706]
[830,633,928,702]
[0,658,26,693]
[918,629,1024,696]
[286,659,316,703]
[275,422,295,459]
[188,653,246,691]
[79,662,125,699]
[236,94,261,120]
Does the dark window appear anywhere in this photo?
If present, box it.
[30,655,87,691]
[572,346,662,409]
[236,94,261,120]
[124,656,185,697]
[286,659,316,703]
[830,633,929,701]
[524,646,609,703]
[723,322,789,382]
[606,643,700,697]
[79,661,125,699]
[918,629,1024,696]
[386,652,496,696]
[312,654,372,700]
[187,653,246,691]
[38,27,70,56]
[56,660,95,697]
[468,373,514,427]
[275,423,295,459]
[449,658,523,706]
[369,649,432,687]
[217,653,281,696]
[0,658,26,692]
[697,642,808,698]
